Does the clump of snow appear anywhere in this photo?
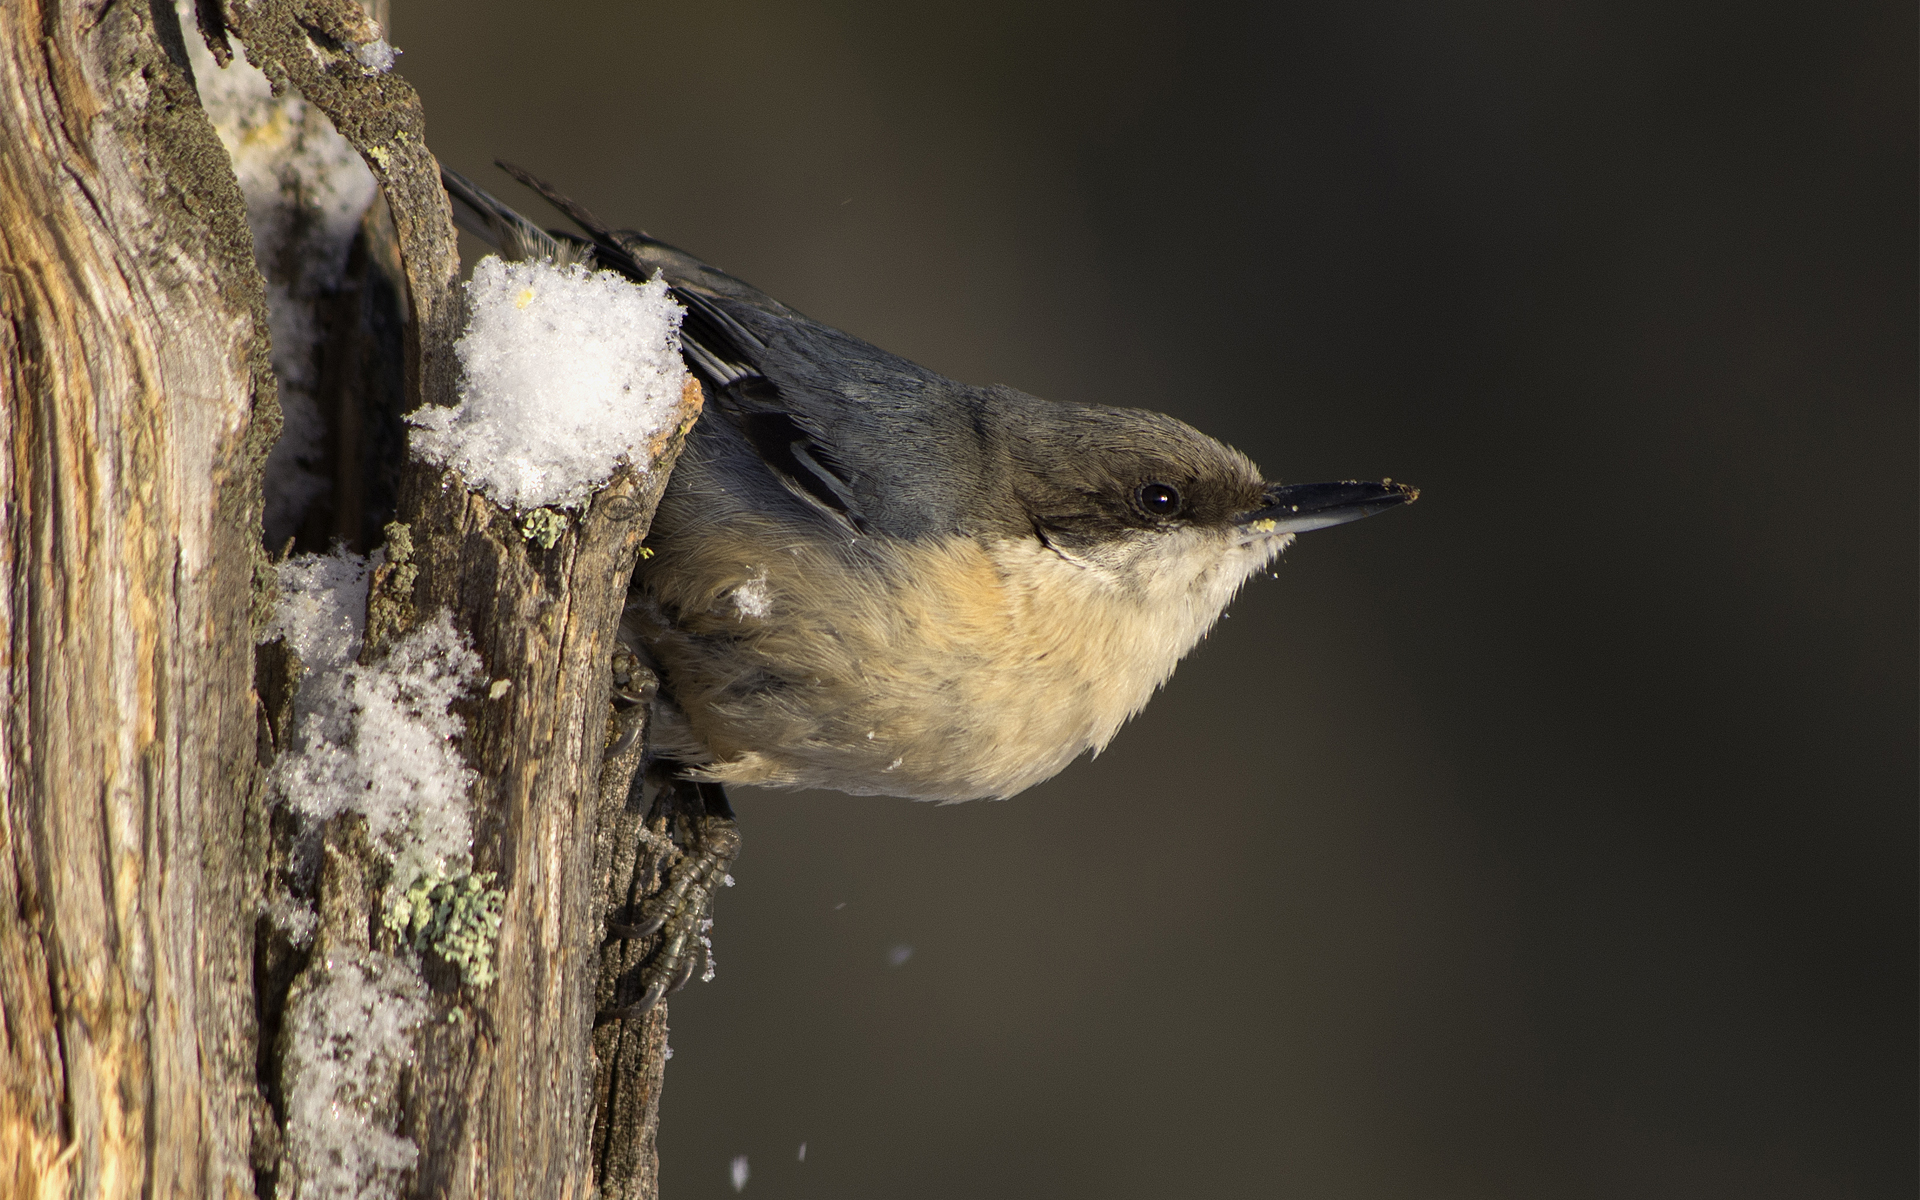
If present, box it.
[267,552,493,1195]
[181,8,379,545]
[409,256,688,511]
[282,953,428,1199]
[269,552,481,906]
[698,918,717,983]
[730,1155,750,1192]
[353,38,399,73]
[270,552,373,680]
[729,570,773,620]
[268,893,320,949]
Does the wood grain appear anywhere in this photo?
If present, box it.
[387,383,700,1200]
[0,0,696,1188]
[0,0,278,1194]
[209,2,703,1193]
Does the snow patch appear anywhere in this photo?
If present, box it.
[266,551,493,1197]
[283,953,428,1199]
[410,257,688,511]
[268,552,481,908]
[729,569,772,620]
[267,893,319,949]
[353,38,399,73]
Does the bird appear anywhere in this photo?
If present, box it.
[441,162,1416,1010]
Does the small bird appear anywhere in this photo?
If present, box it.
[443,164,1416,1007]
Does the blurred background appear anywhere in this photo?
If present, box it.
[400,2,1913,1196]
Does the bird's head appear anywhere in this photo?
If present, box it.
[1006,404,1417,610]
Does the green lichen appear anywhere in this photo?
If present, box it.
[383,519,414,562]
[521,507,568,549]
[387,870,506,989]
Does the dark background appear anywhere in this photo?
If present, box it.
[401,2,1914,1196]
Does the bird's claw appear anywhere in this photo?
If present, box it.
[605,650,656,757]
[609,649,656,709]
[607,718,643,760]
[597,799,739,1023]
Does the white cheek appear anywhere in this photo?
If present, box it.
[1229,531,1291,579]
[1127,528,1281,644]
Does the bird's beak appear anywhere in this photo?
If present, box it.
[1236,480,1419,541]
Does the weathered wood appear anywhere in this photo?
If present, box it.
[207,0,463,429]
[1,0,699,1184]
[588,717,673,1200]
[205,2,702,1193]
[180,0,399,554]
[0,0,277,1194]
[313,199,409,552]
[385,386,700,1199]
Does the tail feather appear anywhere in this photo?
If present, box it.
[442,164,592,267]
[489,160,793,316]
[493,160,621,247]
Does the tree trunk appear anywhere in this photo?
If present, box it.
[0,0,278,1194]
[2,0,693,1194]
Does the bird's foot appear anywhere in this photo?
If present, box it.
[598,780,739,1022]
[605,649,656,758]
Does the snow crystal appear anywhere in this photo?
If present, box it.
[730,1155,750,1192]
[283,953,428,1200]
[729,570,773,620]
[269,552,481,911]
[797,1143,807,1163]
[410,257,688,511]
[887,944,914,967]
[268,552,373,673]
[353,38,399,73]
[267,554,493,1194]
[182,11,379,545]
[267,893,320,948]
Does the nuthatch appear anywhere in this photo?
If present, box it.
[444,164,1416,1009]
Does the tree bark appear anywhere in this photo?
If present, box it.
[390,410,697,1199]
[0,0,278,1195]
[3,0,694,1191]
[203,2,698,1197]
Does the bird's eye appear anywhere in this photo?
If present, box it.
[1136,482,1182,516]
